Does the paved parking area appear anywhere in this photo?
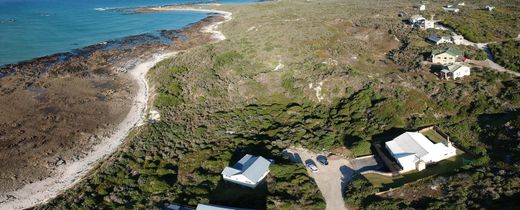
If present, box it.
[350,155,383,173]
[284,148,354,210]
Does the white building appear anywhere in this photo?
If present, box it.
[421,20,435,29]
[451,35,465,45]
[441,63,471,79]
[221,154,271,188]
[416,4,426,11]
[409,15,426,24]
[485,5,495,11]
[443,5,460,13]
[385,132,457,172]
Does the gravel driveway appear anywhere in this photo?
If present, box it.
[284,148,354,210]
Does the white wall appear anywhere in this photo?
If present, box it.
[223,174,258,188]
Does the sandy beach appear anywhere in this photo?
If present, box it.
[0,7,232,210]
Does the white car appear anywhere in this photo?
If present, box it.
[305,159,319,172]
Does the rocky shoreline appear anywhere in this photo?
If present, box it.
[0,7,229,209]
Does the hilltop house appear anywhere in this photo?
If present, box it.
[440,63,471,79]
[431,47,462,64]
[427,35,452,45]
[409,15,434,30]
[221,154,271,188]
[409,15,426,24]
[385,132,457,172]
[442,5,460,13]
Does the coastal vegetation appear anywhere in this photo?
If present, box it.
[344,112,520,209]
[439,2,520,43]
[32,0,520,209]
[488,40,520,72]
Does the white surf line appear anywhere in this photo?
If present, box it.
[0,8,232,210]
[149,7,232,42]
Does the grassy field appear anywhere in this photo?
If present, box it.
[35,0,520,209]
[421,129,446,143]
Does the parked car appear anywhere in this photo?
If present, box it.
[305,159,319,172]
[316,155,329,165]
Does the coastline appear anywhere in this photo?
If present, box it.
[0,7,232,210]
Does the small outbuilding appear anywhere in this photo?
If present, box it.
[442,5,460,13]
[415,4,426,11]
[221,154,271,188]
[451,35,465,45]
[440,63,471,79]
[385,132,457,172]
[485,5,495,11]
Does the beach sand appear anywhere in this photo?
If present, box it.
[0,7,232,210]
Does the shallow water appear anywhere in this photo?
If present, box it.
[0,0,253,65]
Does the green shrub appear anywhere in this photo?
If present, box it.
[350,141,372,157]
[138,176,170,194]
[489,40,520,72]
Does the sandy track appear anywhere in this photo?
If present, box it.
[285,148,354,210]
[0,8,232,210]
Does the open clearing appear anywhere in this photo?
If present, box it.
[285,148,353,210]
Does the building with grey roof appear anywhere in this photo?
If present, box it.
[221,154,272,188]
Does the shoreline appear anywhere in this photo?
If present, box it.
[0,7,232,210]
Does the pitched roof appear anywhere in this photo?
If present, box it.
[386,132,434,159]
[432,47,462,57]
[221,154,271,182]
[443,63,469,73]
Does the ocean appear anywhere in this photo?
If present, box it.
[0,0,253,65]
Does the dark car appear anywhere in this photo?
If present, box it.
[316,155,329,165]
[304,159,319,172]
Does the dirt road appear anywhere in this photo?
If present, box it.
[285,148,354,210]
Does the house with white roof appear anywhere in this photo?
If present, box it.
[221,154,271,188]
[409,15,426,25]
[427,35,452,45]
[385,132,457,172]
[440,63,471,79]
[415,4,426,11]
[485,5,495,11]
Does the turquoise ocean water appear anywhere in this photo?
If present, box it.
[0,0,253,65]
